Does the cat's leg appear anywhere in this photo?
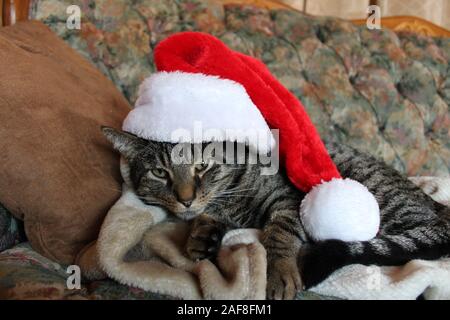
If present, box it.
[185,214,228,261]
[262,209,308,300]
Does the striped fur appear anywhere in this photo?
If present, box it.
[301,142,450,289]
[102,127,450,299]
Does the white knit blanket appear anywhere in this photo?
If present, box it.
[310,177,450,300]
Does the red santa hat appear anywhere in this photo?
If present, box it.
[123,32,380,242]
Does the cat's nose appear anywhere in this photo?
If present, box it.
[181,200,193,208]
[174,183,196,208]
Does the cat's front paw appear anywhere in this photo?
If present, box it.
[266,257,303,300]
[185,215,225,261]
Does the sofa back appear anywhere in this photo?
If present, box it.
[30,0,450,176]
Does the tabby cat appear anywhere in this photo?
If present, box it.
[102,126,450,300]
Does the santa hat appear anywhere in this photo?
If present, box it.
[123,32,380,242]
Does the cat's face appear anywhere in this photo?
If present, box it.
[102,127,242,220]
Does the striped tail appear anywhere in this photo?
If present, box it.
[299,224,450,289]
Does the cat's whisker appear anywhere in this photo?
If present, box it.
[219,191,255,195]
[219,187,257,194]
[216,195,255,199]
[208,197,232,205]
[218,190,257,194]
[217,191,256,197]
[209,198,230,204]
[215,193,255,198]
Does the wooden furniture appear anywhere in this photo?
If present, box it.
[1,0,450,37]
[223,0,450,37]
[1,0,30,26]
[352,15,450,38]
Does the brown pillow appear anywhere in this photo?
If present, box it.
[0,21,130,264]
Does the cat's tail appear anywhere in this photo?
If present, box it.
[299,222,450,289]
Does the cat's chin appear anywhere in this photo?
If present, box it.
[176,211,201,221]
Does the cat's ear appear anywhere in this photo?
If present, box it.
[101,126,144,159]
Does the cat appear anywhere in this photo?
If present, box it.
[102,126,450,300]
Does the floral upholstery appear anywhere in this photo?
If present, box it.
[0,243,172,299]
[0,0,449,299]
[0,243,335,299]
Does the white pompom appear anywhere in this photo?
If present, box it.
[300,178,380,242]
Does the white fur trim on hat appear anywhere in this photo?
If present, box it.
[300,178,380,242]
[122,71,275,154]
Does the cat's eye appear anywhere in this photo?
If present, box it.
[195,161,208,172]
[151,168,168,179]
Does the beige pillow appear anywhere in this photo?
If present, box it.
[0,21,130,264]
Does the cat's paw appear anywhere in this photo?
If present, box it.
[266,257,303,300]
[409,177,450,206]
[185,215,224,261]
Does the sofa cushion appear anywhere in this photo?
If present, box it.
[0,21,130,264]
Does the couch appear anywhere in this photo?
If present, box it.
[0,0,449,299]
